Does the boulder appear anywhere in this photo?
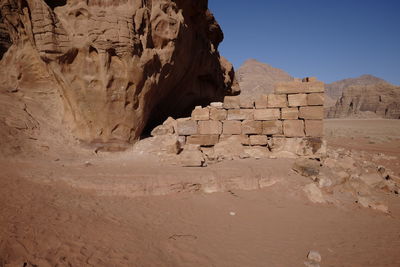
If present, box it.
[293,158,321,178]
[0,0,239,146]
[303,183,325,203]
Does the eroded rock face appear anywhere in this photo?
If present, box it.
[0,0,239,145]
[326,82,400,119]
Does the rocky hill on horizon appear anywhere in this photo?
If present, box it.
[236,59,293,98]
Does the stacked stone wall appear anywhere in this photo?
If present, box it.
[176,77,324,153]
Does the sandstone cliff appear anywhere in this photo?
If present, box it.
[0,0,239,149]
[237,59,293,98]
[326,81,400,119]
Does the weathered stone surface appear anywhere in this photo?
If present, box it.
[227,109,253,120]
[151,117,176,136]
[255,95,268,109]
[192,107,210,121]
[186,135,219,146]
[307,93,324,106]
[239,97,254,109]
[303,183,325,203]
[224,96,240,109]
[0,0,239,145]
[293,158,321,177]
[210,102,224,109]
[223,121,242,135]
[288,94,307,107]
[242,120,262,135]
[305,120,323,137]
[268,94,287,108]
[220,134,250,145]
[283,120,305,137]
[299,106,324,120]
[249,135,268,146]
[180,149,205,167]
[210,108,227,121]
[198,121,222,135]
[177,119,198,136]
[281,107,299,120]
[275,80,325,94]
[254,109,280,120]
[262,120,283,135]
[326,80,400,119]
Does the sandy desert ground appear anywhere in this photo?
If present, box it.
[1,119,400,267]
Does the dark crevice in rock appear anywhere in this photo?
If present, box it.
[44,0,67,10]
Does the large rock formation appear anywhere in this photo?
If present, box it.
[326,76,400,119]
[237,59,293,98]
[0,0,239,147]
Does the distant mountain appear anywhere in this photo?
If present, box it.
[326,77,400,119]
[237,59,293,97]
[325,74,387,102]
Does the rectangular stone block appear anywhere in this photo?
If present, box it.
[219,134,250,145]
[299,106,324,120]
[249,135,268,146]
[187,135,219,146]
[223,96,240,109]
[227,109,253,120]
[255,95,268,109]
[268,94,287,108]
[198,121,222,135]
[283,120,305,137]
[281,107,299,120]
[305,120,323,137]
[239,97,255,109]
[262,120,283,135]
[307,93,324,106]
[222,121,242,135]
[177,119,198,135]
[191,106,209,120]
[275,80,325,94]
[210,107,227,120]
[242,120,262,135]
[254,109,280,120]
[288,94,307,107]
[210,102,224,109]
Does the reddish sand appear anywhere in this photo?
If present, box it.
[1,119,400,266]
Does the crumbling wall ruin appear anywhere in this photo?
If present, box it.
[150,78,326,166]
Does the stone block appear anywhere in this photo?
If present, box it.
[239,98,255,108]
[191,106,209,120]
[224,96,240,109]
[305,120,323,137]
[268,94,287,108]
[198,121,222,135]
[227,109,253,120]
[283,120,305,137]
[187,135,219,146]
[307,93,324,106]
[288,94,307,107]
[275,80,324,94]
[242,120,262,135]
[262,120,283,135]
[281,107,299,119]
[250,135,268,146]
[255,95,268,109]
[223,121,242,135]
[177,119,198,135]
[210,102,224,109]
[254,109,280,120]
[299,106,324,120]
[219,134,250,145]
[210,107,227,120]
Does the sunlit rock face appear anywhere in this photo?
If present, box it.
[0,0,239,144]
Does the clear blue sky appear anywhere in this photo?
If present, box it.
[209,0,400,85]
